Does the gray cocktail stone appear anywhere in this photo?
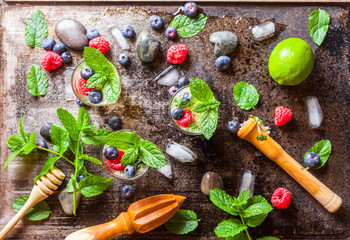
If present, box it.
[58,187,81,215]
[55,19,89,50]
[209,31,238,57]
[136,32,160,63]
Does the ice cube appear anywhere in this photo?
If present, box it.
[155,66,180,86]
[239,170,255,197]
[156,163,172,179]
[166,139,196,163]
[306,96,323,128]
[251,21,275,39]
[108,25,129,50]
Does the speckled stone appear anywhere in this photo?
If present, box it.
[210,31,238,57]
[201,172,224,195]
[55,19,89,50]
[136,32,160,63]
[58,187,81,215]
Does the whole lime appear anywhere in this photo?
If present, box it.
[268,38,314,86]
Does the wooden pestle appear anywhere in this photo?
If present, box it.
[0,167,65,240]
[237,118,342,213]
[65,194,186,240]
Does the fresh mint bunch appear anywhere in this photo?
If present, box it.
[308,9,330,46]
[190,78,220,140]
[169,13,207,38]
[304,139,331,170]
[210,189,279,240]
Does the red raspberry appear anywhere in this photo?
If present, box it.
[107,150,126,171]
[177,110,194,128]
[78,78,95,96]
[167,44,188,64]
[41,51,63,71]
[271,187,292,209]
[89,37,110,54]
[274,106,292,126]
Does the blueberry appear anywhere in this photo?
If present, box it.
[87,29,100,40]
[169,85,179,97]
[52,43,67,55]
[178,77,190,88]
[166,27,177,40]
[124,165,137,178]
[118,53,130,66]
[76,174,88,183]
[104,146,119,160]
[304,152,321,168]
[182,92,191,103]
[42,37,56,51]
[80,67,95,80]
[172,108,185,120]
[149,15,163,30]
[60,51,72,64]
[121,26,135,39]
[122,185,135,199]
[216,56,231,71]
[183,2,198,18]
[227,120,239,133]
[76,98,86,107]
[108,116,123,130]
[40,122,53,141]
[36,140,48,150]
[88,90,103,104]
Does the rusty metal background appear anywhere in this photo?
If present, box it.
[0,2,349,239]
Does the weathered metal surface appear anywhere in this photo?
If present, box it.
[0,2,349,240]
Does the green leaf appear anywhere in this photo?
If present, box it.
[103,131,139,149]
[82,129,110,145]
[78,154,102,165]
[193,102,209,113]
[19,113,28,143]
[23,142,36,155]
[304,139,331,169]
[77,107,90,131]
[242,202,273,218]
[57,108,79,140]
[165,209,200,235]
[199,108,218,140]
[209,189,240,216]
[66,177,75,193]
[29,131,36,144]
[245,195,269,227]
[86,73,106,88]
[4,147,24,169]
[236,189,250,206]
[189,78,213,103]
[214,219,247,238]
[256,135,267,141]
[102,75,120,104]
[83,47,112,74]
[34,155,59,182]
[233,82,259,110]
[27,65,48,97]
[120,147,139,166]
[13,196,51,221]
[51,124,69,154]
[226,232,249,240]
[308,9,330,46]
[69,135,83,155]
[24,10,48,47]
[139,140,166,168]
[170,13,207,38]
[7,134,26,152]
[78,175,113,197]
[257,237,280,240]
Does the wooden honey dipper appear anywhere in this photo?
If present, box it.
[0,167,65,240]
[65,194,186,240]
[238,118,342,213]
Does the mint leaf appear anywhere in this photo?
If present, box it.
[242,202,273,218]
[77,107,90,131]
[304,139,331,169]
[165,209,200,235]
[245,195,269,227]
[214,219,247,238]
[23,142,36,155]
[7,134,26,152]
[13,196,51,221]
[139,140,166,168]
[256,135,267,141]
[121,147,139,166]
[82,129,110,145]
[257,237,280,240]
[57,108,79,140]
[69,135,83,155]
[34,155,59,182]
[51,124,69,154]
[78,154,102,165]
[4,147,24,169]
[78,175,113,197]
[86,73,106,88]
[102,75,120,104]
[226,232,249,240]
[83,47,112,74]
[233,82,259,110]
[236,189,250,206]
[199,108,218,140]
[103,131,139,149]
[193,102,209,113]
[209,189,240,216]
[170,13,207,38]
[189,78,213,103]
[24,10,48,47]
[309,9,330,46]
[27,65,48,97]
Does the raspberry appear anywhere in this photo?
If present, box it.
[89,37,110,54]
[274,106,292,126]
[167,44,188,64]
[177,110,194,128]
[107,150,126,171]
[41,51,63,71]
[271,187,292,209]
[78,78,95,96]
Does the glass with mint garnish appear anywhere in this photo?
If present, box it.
[71,47,121,106]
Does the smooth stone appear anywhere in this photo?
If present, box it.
[136,32,160,63]
[209,31,238,57]
[55,19,89,50]
[58,187,81,215]
[201,172,224,195]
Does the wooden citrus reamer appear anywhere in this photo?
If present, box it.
[65,194,185,240]
[0,167,65,240]
[238,118,342,213]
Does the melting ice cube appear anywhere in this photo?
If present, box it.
[306,96,323,128]
[156,163,172,179]
[239,170,255,197]
[166,139,196,163]
[155,66,180,86]
[108,25,129,50]
[251,21,275,39]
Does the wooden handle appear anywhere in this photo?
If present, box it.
[65,212,134,240]
[238,118,342,213]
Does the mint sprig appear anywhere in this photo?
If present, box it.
[25,10,48,47]
[170,13,207,38]
[304,139,331,169]
[165,209,200,235]
[234,82,260,110]
[308,9,330,46]
[27,65,48,97]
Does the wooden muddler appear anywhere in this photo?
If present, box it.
[238,118,342,213]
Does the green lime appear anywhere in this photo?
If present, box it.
[268,38,314,86]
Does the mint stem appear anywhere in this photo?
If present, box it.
[36,146,75,166]
[73,131,82,216]
[240,213,252,240]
